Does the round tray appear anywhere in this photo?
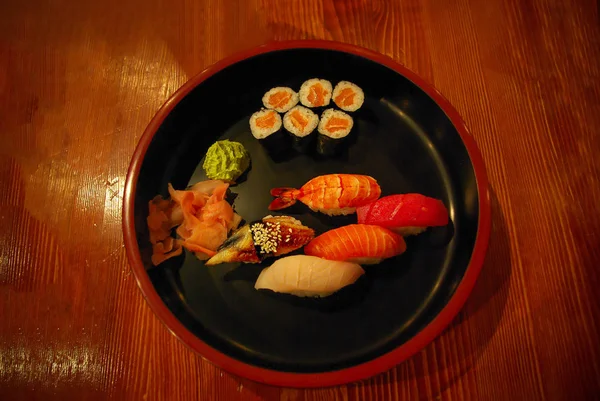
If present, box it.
[123,40,490,388]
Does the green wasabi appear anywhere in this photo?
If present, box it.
[202,140,250,182]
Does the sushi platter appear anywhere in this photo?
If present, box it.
[147,77,450,296]
[124,41,490,387]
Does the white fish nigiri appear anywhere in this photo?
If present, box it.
[255,255,365,297]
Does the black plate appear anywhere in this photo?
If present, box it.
[123,41,490,387]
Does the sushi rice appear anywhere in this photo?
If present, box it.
[283,105,319,138]
[316,109,354,156]
[332,81,364,112]
[318,109,354,139]
[299,78,333,108]
[262,87,299,113]
[249,109,282,139]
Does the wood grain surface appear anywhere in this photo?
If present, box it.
[1,0,599,400]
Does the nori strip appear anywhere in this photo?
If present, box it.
[316,132,349,157]
[288,130,316,154]
[257,128,292,162]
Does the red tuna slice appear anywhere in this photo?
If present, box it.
[357,194,449,230]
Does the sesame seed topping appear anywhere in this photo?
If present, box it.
[250,221,283,254]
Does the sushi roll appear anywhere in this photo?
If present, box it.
[250,109,282,139]
[262,87,299,113]
[332,81,364,112]
[299,78,333,108]
[249,109,289,157]
[255,255,365,297]
[282,105,319,153]
[316,109,354,156]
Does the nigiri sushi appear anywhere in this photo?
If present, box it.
[356,194,449,235]
[205,216,314,265]
[269,174,381,215]
[304,224,406,265]
[255,255,364,297]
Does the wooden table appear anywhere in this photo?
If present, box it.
[1,0,599,400]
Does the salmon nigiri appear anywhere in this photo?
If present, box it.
[357,194,449,236]
[304,224,406,265]
[255,255,364,297]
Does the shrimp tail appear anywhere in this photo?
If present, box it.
[269,187,300,210]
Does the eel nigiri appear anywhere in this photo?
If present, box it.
[304,224,406,265]
[357,194,449,235]
[255,255,364,297]
[205,216,314,265]
[269,174,381,216]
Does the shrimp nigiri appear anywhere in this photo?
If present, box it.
[255,255,364,297]
[304,224,406,265]
[357,194,449,235]
[269,174,381,216]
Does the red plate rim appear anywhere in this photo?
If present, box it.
[122,39,491,388]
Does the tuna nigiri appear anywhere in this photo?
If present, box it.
[304,224,406,265]
[254,255,364,297]
[356,194,449,235]
[269,174,381,216]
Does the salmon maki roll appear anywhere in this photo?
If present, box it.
[262,87,299,113]
[283,105,319,153]
[304,224,407,265]
[250,109,282,139]
[332,81,364,112]
[299,78,333,108]
[357,194,449,235]
[317,109,354,156]
[249,109,289,156]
